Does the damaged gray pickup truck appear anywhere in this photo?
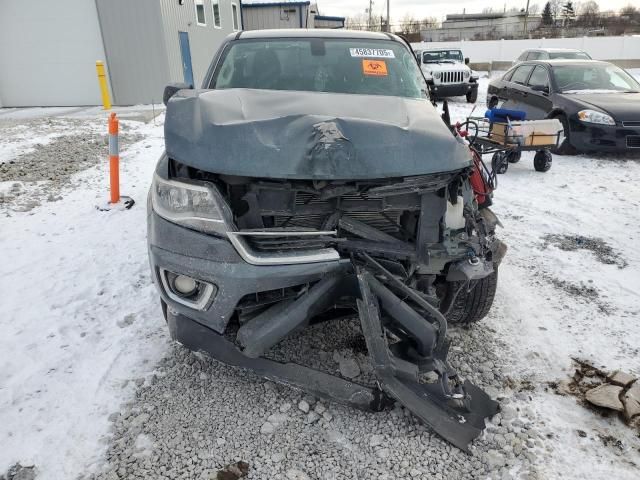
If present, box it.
[148,29,506,451]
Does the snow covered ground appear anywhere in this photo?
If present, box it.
[1,73,639,480]
[0,113,168,479]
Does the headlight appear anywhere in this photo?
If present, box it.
[464,70,470,78]
[151,174,232,235]
[433,72,442,80]
[577,109,615,126]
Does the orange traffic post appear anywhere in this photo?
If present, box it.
[108,112,120,204]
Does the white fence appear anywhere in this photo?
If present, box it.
[411,36,640,63]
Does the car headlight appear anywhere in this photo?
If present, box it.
[433,72,442,80]
[577,109,615,126]
[151,174,232,236]
[464,70,470,78]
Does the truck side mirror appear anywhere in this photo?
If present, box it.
[464,57,470,65]
[415,53,421,65]
[163,82,193,106]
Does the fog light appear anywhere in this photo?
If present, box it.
[173,275,198,295]
[159,268,217,311]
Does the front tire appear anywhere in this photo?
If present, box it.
[552,114,576,155]
[444,270,498,326]
[466,88,478,103]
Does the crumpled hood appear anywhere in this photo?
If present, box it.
[164,88,472,180]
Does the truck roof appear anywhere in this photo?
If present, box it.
[235,29,399,41]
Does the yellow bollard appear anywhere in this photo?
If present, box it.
[95,61,112,110]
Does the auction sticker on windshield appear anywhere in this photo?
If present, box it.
[362,59,388,76]
[350,48,395,58]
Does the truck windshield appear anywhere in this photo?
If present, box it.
[422,50,463,63]
[211,38,428,99]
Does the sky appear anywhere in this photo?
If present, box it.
[317,0,635,23]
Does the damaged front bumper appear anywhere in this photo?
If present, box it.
[148,163,503,451]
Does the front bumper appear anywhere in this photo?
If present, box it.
[428,81,477,98]
[148,211,348,334]
[570,119,640,153]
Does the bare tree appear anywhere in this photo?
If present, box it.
[577,0,600,27]
[345,12,370,30]
[399,13,421,34]
[550,0,563,20]
[420,16,439,30]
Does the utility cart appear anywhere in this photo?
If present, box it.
[457,111,563,175]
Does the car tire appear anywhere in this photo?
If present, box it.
[492,152,509,174]
[552,114,576,155]
[466,88,478,103]
[534,150,553,172]
[507,151,521,163]
[444,270,498,325]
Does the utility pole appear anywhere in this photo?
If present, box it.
[523,0,530,37]
[386,0,390,32]
[368,0,373,30]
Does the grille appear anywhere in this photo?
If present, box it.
[440,71,464,84]
[627,136,640,148]
[622,121,640,127]
[273,191,403,234]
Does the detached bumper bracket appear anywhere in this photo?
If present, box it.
[168,261,498,452]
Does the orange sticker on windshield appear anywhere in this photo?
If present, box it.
[362,59,388,76]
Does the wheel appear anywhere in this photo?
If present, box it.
[551,114,576,155]
[444,270,499,325]
[534,150,552,172]
[492,152,508,174]
[507,151,521,163]
[466,88,478,103]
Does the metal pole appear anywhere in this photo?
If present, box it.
[95,61,111,110]
[386,0,390,32]
[369,0,373,30]
[523,0,530,38]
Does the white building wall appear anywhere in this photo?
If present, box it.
[242,5,309,30]
[412,36,640,64]
[0,0,107,107]
[159,0,240,89]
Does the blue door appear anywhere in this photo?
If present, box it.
[178,31,194,87]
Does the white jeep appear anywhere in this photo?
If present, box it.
[415,48,479,103]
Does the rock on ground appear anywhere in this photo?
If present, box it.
[585,384,624,411]
[607,371,637,388]
[622,382,640,420]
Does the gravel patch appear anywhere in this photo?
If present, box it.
[86,318,545,480]
[0,118,142,212]
[542,234,628,269]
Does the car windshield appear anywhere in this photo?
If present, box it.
[548,51,591,60]
[211,38,428,99]
[553,64,640,93]
[422,50,463,63]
